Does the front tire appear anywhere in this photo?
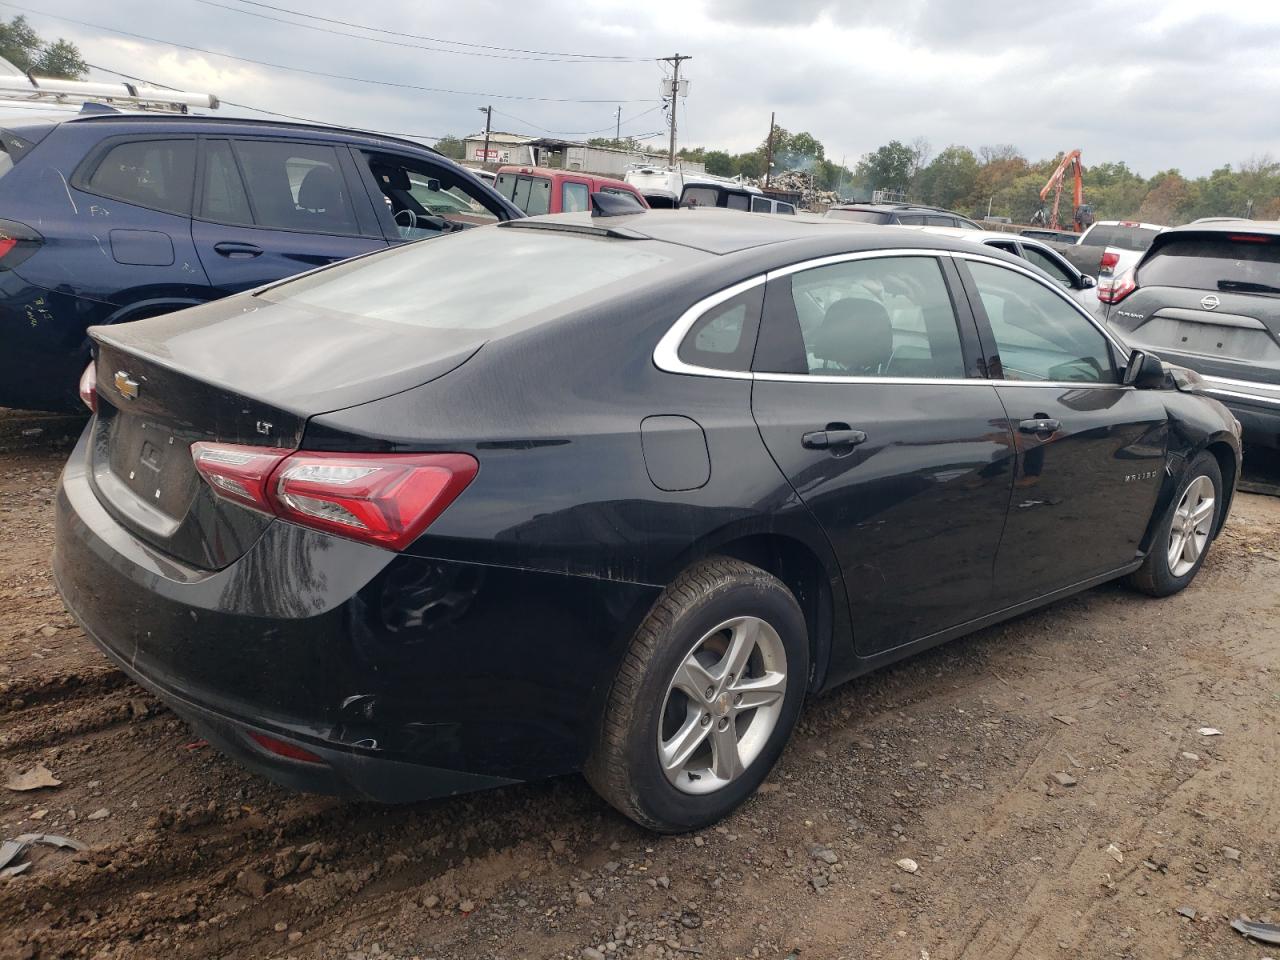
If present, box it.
[585,557,808,832]
[1128,451,1222,597]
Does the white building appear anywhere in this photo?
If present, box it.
[463,131,704,179]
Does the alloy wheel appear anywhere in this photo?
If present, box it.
[657,616,788,795]
[1167,475,1215,578]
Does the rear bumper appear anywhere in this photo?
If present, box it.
[53,427,660,801]
[1198,376,1280,448]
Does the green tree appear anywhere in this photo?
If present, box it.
[0,16,86,79]
[915,145,979,210]
[702,149,734,177]
[855,140,916,193]
[434,135,466,160]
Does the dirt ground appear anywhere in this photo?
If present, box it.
[1,412,1278,960]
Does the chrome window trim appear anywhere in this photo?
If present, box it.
[652,247,1131,385]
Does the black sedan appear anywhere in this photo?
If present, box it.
[54,210,1241,832]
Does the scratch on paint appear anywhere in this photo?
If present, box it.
[56,169,78,214]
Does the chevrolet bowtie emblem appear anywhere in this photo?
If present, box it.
[114,371,140,400]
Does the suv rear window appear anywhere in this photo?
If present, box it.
[826,209,891,224]
[1138,234,1280,294]
[85,139,195,216]
[262,226,673,331]
[1080,225,1160,251]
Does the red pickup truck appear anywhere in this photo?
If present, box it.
[494,166,648,215]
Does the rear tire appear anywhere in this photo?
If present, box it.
[585,557,808,833]
[1127,451,1222,597]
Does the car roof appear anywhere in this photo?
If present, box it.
[1160,219,1280,236]
[906,224,1029,244]
[1087,220,1166,231]
[36,110,444,158]
[504,207,1015,258]
[830,202,962,215]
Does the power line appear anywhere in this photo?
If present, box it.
[489,103,663,138]
[191,0,654,63]
[84,61,452,140]
[3,2,656,103]
[206,0,645,60]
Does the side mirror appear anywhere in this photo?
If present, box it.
[1078,274,1097,289]
[1123,349,1166,389]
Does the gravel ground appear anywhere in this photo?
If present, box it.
[1,411,1278,960]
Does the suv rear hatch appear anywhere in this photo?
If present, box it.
[1108,229,1280,386]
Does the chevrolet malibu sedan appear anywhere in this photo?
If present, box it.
[54,210,1241,832]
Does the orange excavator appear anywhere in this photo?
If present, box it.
[1036,149,1094,232]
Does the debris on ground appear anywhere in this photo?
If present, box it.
[896,858,919,874]
[1051,714,1076,725]
[1176,906,1197,920]
[1105,843,1124,864]
[4,762,62,791]
[1049,771,1077,787]
[0,832,86,876]
[1232,918,1280,945]
[1197,727,1222,736]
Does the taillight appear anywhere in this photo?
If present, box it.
[1099,251,1120,272]
[1099,269,1137,304]
[78,363,97,413]
[247,731,325,764]
[0,218,43,271]
[191,443,292,513]
[191,444,478,551]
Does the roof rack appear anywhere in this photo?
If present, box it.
[0,73,218,114]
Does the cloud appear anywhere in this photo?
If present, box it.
[17,0,1280,176]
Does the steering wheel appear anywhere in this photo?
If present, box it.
[393,208,418,232]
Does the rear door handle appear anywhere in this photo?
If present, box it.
[1018,417,1061,435]
[213,241,263,259]
[802,428,867,449]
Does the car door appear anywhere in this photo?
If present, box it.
[954,254,1169,604]
[191,138,386,294]
[750,251,1017,657]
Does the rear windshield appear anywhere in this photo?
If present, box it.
[1138,235,1280,295]
[260,226,672,330]
[1080,225,1160,251]
[825,209,890,224]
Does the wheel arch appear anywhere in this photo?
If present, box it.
[1203,438,1238,537]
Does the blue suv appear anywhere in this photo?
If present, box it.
[0,110,522,411]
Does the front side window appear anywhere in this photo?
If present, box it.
[751,196,771,213]
[1021,245,1075,289]
[496,173,551,216]
[785,256,966,378]
[233,140,357,234]
[967,261,1117,383]
[85,139,195,215]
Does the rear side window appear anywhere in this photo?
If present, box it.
[263,227,672,331]
[677,286,764,372]
[85,139,195,216]
[776,202,796,215]
[726,193,749,211]
[895,214,927,225]
[1138,235,1280,294]
[562,181,589,213]
[233,140,357,234]
[773,256,967,379]
[751,196,771,213]
[1080,225,1160,250]
[199,140,252,224]
[826,209,891,224]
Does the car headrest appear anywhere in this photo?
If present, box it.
[811,298,894,374]
[372,165,412,191]
[296,165,344,212]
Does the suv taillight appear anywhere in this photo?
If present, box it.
[191,444,478,551]
[1099,269,1137,304]
[1099,251,1120,272]
[0,219,43,271]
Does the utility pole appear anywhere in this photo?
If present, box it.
[764,111,775,188]
[478,105,492,168]
[660,54,691,167]
[614,105,621,145]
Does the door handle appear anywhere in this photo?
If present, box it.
[802,428,867,450]
[1018,417,1061,435]
[213,241,263,259]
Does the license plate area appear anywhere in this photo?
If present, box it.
[104,412,200,522]
[1144,317,1280,363]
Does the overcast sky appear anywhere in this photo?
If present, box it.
[13,0,1280,176]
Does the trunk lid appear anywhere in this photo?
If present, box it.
[88,295,484,570]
